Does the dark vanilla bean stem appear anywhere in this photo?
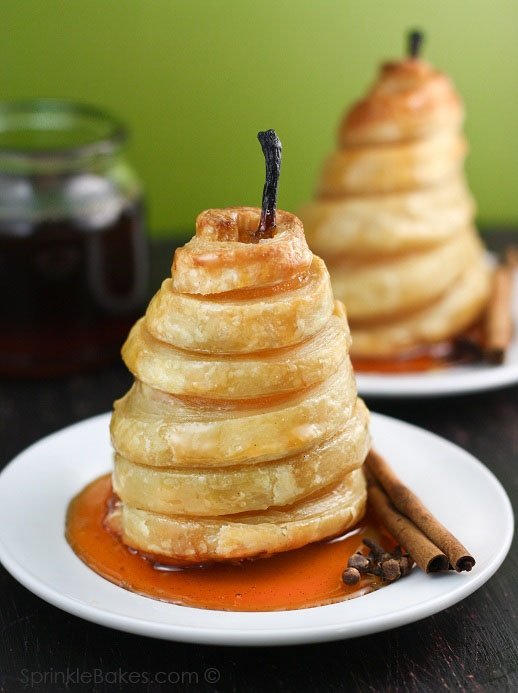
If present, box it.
[408,30,424,59]
[255,129,282,240]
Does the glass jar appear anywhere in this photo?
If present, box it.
[0,100,148,377]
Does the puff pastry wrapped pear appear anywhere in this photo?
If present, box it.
[108,206,370,563]
[300,43,490,360]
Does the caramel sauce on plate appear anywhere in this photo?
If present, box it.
[66,474,391,612]
[352,329,484,374]
[353,349,453,374]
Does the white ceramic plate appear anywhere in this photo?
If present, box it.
[0,413,512,646]
[356,266,518,398]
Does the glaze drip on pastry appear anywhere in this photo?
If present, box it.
[109,206,370,563]
[300,45,490,359]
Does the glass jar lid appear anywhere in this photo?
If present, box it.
[0,100,127,173]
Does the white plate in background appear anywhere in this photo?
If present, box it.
[356,266,518,398]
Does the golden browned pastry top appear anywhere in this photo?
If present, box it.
[340,57,463,146]
[173,206,313,294]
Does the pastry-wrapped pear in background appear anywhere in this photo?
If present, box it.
[300,33,490,360]
[108,131,370,564]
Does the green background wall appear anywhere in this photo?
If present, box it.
[1,1,517,236]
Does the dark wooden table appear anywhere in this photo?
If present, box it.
[1,234,517,693]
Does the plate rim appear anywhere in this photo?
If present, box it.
[0,412,514,646]
[356,363,518,399]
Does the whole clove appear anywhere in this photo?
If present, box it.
[342,538,415,587]
[342,567,361,585]
[381,559,401,582]
[363,537,385,562]
[398,555,413,577]
[347,553,371,573]
[392,545,403,559]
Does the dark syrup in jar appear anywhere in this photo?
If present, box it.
[0,199,147,377]
[0,99,148,377]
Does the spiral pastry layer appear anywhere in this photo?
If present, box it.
[300,56,490,359]
[108,206,369,563]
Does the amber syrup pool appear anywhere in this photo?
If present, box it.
[66,474,394,612]
[352,328,484,374]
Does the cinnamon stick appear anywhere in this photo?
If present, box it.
[365,469,448,573]
[505,245,518,268]
[366,451,475,572]
[484,261,514,364]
